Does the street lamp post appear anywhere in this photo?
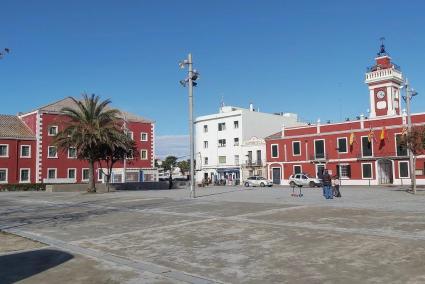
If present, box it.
[179,54,199,198]
[402,78,419,194]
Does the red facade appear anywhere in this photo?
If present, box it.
[1,97,156,185]
[265,45,423,186]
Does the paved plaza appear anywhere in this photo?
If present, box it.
[1,185,425,283]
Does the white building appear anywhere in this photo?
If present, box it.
[195,104,305,185]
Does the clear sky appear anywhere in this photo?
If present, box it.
[1,1,425,157]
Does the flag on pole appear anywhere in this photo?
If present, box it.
[401,127,407,136]
[380,126,386,141]
[349,132,355,146]
[367,128,374,143]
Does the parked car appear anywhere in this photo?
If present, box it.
[244,176,273,187]
[288,173,322,187]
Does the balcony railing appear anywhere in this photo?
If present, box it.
[244,160,263,167]
[355,151,408,160]
[309,154,328,161]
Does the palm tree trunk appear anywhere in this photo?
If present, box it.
[88,160,96,193]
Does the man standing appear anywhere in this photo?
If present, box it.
[322,169,333,199]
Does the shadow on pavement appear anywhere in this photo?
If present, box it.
[0,249,73,284]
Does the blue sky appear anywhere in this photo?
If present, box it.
[1,1,425,157]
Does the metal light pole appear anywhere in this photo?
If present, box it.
[179,54,199,198]
[402,78,419,194]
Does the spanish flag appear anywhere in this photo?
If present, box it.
[349,132,355,146]
[367,128,374,143]
[380,126,386,141]
[379,126,386,149]
[401,127,408,136]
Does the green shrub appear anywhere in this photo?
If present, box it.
[0,183,46,192]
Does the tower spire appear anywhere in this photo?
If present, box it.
[377,37,388,57]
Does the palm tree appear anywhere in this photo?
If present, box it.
[54,94,121,192]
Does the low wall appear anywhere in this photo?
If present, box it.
[45,181,188,193]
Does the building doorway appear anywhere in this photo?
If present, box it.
[272,168,281,184]
[316,164,325,179]
[378,159,393,184]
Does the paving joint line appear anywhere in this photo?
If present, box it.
[4,228,225,284]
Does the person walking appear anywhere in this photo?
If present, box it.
[322,169,333,199]
[333,175,341,197]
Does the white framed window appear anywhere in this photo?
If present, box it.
[234,121,239,129]
[234,138,239,146]
[140,132,148,141]
[0,144,9,157]
[399,161,409,178]
[361,163,373,179]
[68,147,77,159]
[234,155,239,165]
[203,125,208,133]
[337,164,351,178]
[47,168,57,179]
[126,131,134,140]
[314,139,325,159]
[292,141,301,156]
[204,157,208,165]
[337,137,348,153]
[218,122,226,131]
[82,168,89,181]
[98,170,104,181]
[395,134,408,157]
[20,145,31,158]
[218,139,226,147]
[361,136,373,157]
[0,168,8,183]
[293,165,302,175]
[271,144,279,158]
[203,141,208,149]
[68,168,76,179]
[127,149,134,160]
[141,149,148,160]
[218,156,226,164]
[48,146,58,158]
[48,125,58,136]
[20,168,30,183]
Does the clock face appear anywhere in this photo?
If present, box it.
[376,90,385,99]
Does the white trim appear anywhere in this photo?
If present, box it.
[271,144,279,158]
[0,144,9,158]
[67,147,77,159]
[140,149,148,160]
[292,141,301,156]
[360,136,373,158]
[47,168,57,179]
[293,164,302,175]
[19,168,31,183]
[0,168,8,183]
[398,161,410,178]
[47,125,58,136]
[336,137,348,153]
[81,168,89,181]
[67,168,77,180]
[47,146,58,158]
[313,139,325,159]
[20,145,31,158]
[140,132,148,141]
[127,131,134,140]
[361,162,373,179]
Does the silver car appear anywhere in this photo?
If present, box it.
[244,176,273,187]
[289,173,322,187]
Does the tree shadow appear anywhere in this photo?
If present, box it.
[0,249,73,283]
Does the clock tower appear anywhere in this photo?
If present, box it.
[365,42,404,117]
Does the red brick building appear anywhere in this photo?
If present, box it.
[1,97,157,185]
[266,44,424,186]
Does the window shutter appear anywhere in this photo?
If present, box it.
[336,165,340,177]
[347,165,351,178]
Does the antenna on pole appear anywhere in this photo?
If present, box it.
[377,37,388,56]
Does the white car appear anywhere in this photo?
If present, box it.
[289,173,322,187]
[244,176,273,187]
